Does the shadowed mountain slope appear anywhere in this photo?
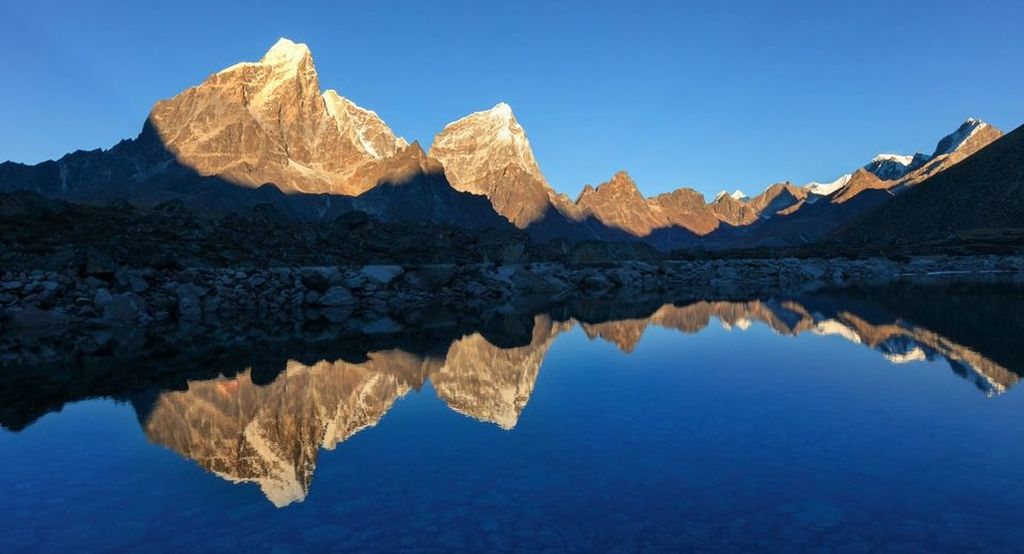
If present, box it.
[833,124,1024,245]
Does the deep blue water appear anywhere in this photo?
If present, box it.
[3,293,1024,552]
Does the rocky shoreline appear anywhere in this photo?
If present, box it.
[3,254,1024,366]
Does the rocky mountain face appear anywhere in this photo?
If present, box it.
[861,119,1002,186]
[897,118,1003,186]
[426,100,1005,250]
[148,38,407,195]
[835,123,1024,244]
[575,172,666,236]
[648,188,721,235]
[864,154,927,181]
[0,38,509,229]
[427,103,595,235]
[0,36,1014,251]
[721,119,1006,247]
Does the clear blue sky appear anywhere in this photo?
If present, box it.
[3,0,1022,198]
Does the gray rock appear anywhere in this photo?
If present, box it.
[103,293,145,321]
[317,286,356,307]
[175,285,202,321]
[342,273,368,290]
[360,265,403,285]
[321,306,354,323]
[402,264,458,288]
[303,290,321,306]
[4,307,69,328]
[247,274,267,288]
[300,267,337,292]
[93,288,114,310]
[84,247,118,277]
[127,273,149,293]
[0,281,23,292]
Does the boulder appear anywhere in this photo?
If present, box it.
[300,267,339,292]
[175,285,202,321]
[93,288,114,311]
[83,247,118,277]
[103,293,145,321]
[360,265,404,286]
[402,264,458,288]
[317,286,356,307]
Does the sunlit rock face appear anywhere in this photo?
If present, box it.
[899,118,1003,186]
[581,318,651,353]
[139,352,432,507]
[575,171,665,236]
[829,169,889,204]
[428,103,563,228]
[432,315,573,429]
[648,188,722,236]
[148,38,407,195]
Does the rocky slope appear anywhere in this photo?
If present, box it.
[834,123,1024,244]
[137,38,408,195]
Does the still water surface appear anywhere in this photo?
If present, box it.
[2,286,1024,552]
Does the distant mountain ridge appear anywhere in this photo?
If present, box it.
[0,37,1015,250]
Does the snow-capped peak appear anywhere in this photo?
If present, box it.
[714,189,748,201]
[863,152,928,181]
[933,117,989,156]
[870,153,915,166]
[429,101,547,193]
[441,102,516,131]
[321,89,408,159]
[216,38,313,76]
[491,102,513,118]
[804,173,852,196]
[261,38,312,65]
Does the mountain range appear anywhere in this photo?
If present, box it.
[1,38,1020,251]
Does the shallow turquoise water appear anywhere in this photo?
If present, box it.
[2,291,1024,552]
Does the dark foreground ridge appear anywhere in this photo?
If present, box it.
[4,188,1024,368]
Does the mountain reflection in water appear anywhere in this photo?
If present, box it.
[111,286,1023,507]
